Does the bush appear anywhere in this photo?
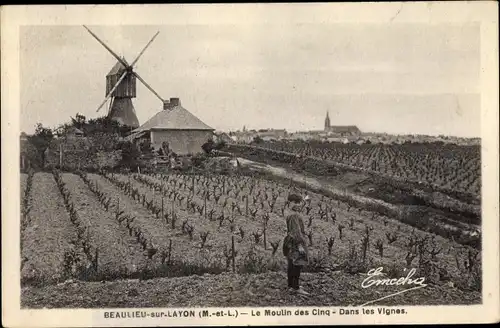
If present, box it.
[304,252,329,272]
[87,132,121,152]
[202,138,227,154]
[117,141,141,169]
[26,123,54,168]
[192,153,209,167]
[239,247,268,274]
[252,136,264,144]
[215,140,227,150]
[201,139,215,154]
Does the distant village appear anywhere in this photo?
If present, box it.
[21,109,480,154]
[218,112,480,146]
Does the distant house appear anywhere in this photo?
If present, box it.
[289,132,316,141]
[326,125,361,136]
[256,129,287,141]
[326,136,349,144]
[232,131,255,144]
[213,132,233,144]
[355,138,366,145]
[128,98,214,155]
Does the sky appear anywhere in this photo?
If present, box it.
[20,22,480,137]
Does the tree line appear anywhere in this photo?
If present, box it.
[21,114,140,171]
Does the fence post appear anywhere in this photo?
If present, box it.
[59,144,63,168]
[191,174,195,194]
[168,239,172,265]
[161,197,164,219]
[263,224,267,250]
[231,235,236,272]
[94,248,99,273]
[245,196,249,215]
[204,191,207,219]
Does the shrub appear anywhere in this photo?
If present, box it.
[26,123,54,168]
[192,153,209,167]
[201,139,216,154]
[117,140,141,169]
[252,136,264,144]
[239,246,267,274]
[305,252,328,272]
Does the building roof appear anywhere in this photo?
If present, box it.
[107,59,128,77]
[257,130,287,137]
[133,105,214,132]
[215,132,233,143]
[124,130,149,142]
[327,125,360,133]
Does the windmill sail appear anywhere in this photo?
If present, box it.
[83,26,163,129]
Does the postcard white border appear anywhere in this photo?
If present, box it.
[2,2,499,327]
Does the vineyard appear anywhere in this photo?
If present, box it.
[21,167,481,307]
[246,141,481,201]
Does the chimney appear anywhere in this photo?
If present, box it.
[170,98,180,106]
[163,98,181,111]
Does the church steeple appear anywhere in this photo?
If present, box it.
[324,111,331,131]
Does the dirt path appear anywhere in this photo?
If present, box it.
[237,157,397,213]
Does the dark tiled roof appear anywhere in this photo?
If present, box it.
[107,60,128,77]
[327,125,360,133]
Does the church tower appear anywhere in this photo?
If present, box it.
[324,111,331,131]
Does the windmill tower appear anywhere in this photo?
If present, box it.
[83,26,166,128]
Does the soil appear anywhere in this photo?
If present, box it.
[22,271,480,308]
[21,168,481,308]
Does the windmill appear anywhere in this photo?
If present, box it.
[83,25,166,128]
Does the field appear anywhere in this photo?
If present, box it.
[20,166,481,307]
[251,141,481,200]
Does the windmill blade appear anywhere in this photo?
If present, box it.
[96,71,129,112]
[83,25,129,69]
[133,71,164,103]
[130,31,160,68]
[107,97,114,116]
